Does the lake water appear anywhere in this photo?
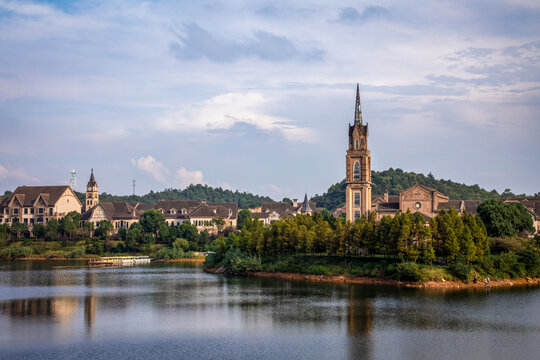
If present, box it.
[0,261,538,360]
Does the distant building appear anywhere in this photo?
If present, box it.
[80,171,238,233]
[0,185,82,227]
[252,194,321,225]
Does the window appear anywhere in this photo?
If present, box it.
[49,208,53,215]
[12,208,18,215]
[31,208,34,214]
[354,162,360,181]
[354,211,360,221]
[361,138,365,145]
[24,208,28,214]
[354,193,360,206]
[24,218,28,224]
[0,219,2,223]
[355,139,359,149]
[38,208,44,214]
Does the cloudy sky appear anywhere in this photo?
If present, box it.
[0,0,539,199]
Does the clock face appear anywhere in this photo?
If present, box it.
[414,202,422,210]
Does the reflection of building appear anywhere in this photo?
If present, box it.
[346,285,373,360]
[84,295,97,331]
[0,185,82,227]
[0,297,78,322]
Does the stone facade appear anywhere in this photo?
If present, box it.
[346,84,372,222]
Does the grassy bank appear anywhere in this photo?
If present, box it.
[204,251,540,285]
[0,239,204,261]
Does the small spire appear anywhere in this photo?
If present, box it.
[87,168,97,187]
[300,193,312,214]
[354,83,362,125]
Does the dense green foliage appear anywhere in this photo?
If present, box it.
[312,168,508,211]
[76,184,273,209]
[477,200,535,237]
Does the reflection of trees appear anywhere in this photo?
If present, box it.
[0,297,78,322]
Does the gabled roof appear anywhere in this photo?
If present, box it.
[82,201,141,221]
[463,200,482,214]
[10,186,80,207]
[153,200,201,212]
[190,203,218,218]
[437,200,463,212]
[87,169,97,187]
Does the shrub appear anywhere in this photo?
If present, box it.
[518,248,540,276]
[155,246,184,260]
[222,248,261,274]
[494,252,524,278]
[0,246,34,259]
[68,247,86,258]
[395,262,424,282]
[305,265,331,275]
[489,237,523,254]
[448,263,472,282]
[86,242,104,255]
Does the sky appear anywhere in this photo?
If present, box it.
[0,0,539,200]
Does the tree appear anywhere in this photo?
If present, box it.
[32,223,46,238]
[477,199,533,237]
[83,221,94,238]
[60,211,82,238]
[212,217,226,233]
[11,222,27,239]
[96,220,113,238]
[237,209,252,230]
[139,209,166,236]
[281,198,293,204]
[45,219,59,240]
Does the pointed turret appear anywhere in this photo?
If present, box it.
[87,168,97,187]
[354,83,362,124]
[300,193,312,214]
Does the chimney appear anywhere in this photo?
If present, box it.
[201,199,207,204]
[292,199,298,207]
[384,190,389,202]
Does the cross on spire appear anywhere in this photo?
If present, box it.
[354,83,362,125]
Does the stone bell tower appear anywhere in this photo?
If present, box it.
[85,169,99,211]
[345,84,371,222]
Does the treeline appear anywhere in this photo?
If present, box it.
[311,168,532,211]
[0,209,219,259]
[206,205,540,281]
[75,184,274,209]
[210,209,489,263]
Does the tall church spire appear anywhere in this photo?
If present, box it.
[354,83,362,124]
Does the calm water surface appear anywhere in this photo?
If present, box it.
[0,261,538,360]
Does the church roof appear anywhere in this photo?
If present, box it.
[87,169,97,187]
[300,193,312,213]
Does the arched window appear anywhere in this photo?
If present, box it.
[354,162,360,181]
[355,139,359,149]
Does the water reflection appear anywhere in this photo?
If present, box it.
[0,261,539,360]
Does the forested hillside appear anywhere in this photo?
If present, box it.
[75,184,274,209]
[312,168,504,211]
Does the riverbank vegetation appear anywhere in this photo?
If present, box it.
[205,200,539,283]
[0,209,211,260]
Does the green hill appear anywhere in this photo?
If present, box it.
[311,168,503,211]
[76,184,274,209]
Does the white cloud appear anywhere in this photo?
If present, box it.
[0,164,39,183]
[175,167,204,188]
[157,92,317,142]
[131,156,169,183]
[0,0,57,17]
[0,164,7,179]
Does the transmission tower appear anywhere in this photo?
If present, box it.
[132,179,136,195]
[70,169,77,190]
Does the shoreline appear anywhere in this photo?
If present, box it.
[204,268,540,289]
[1,257,205,263]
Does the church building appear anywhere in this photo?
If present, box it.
[345,84,372,222]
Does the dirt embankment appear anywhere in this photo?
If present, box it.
[204,268,540,289]
[4,257,205,262]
